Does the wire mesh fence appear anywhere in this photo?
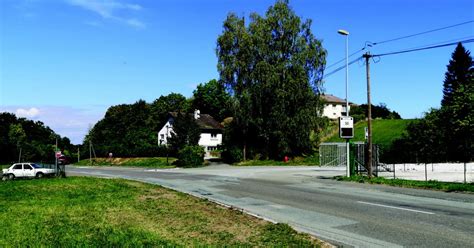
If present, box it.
[319,142,346,166]
[377,163,473,183]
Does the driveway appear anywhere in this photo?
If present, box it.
[68,164,474,247]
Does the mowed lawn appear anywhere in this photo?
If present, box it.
[74,157,177,168]
[0,177,323,247]
[326,119,413,148]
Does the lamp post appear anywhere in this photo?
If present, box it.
[338,29,350,177]
[166,125,170,164]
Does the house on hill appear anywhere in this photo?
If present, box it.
[321,94,353,119]
[158,110,223,159]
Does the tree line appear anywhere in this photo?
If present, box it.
[0,112,75,164]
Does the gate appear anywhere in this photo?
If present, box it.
[319,142,380,176]
[319,142,348,166]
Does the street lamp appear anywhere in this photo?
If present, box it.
[338,29,350,177]
[166,125,170,164]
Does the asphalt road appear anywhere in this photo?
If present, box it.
[67,164,474,248]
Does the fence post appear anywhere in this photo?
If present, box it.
[464,162,467,184]
[393,164,396,179]
[425,163,427,182]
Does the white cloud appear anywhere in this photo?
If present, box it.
[15,107,40,119]
[67,0,146,29]
[125,18,145,29]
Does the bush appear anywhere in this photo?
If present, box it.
[176,145,205,168]
[222,146,243,164]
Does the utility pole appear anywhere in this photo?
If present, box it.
[363,52,373,178]
[89,140,92,166]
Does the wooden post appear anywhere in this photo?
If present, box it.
[363,53,373,178]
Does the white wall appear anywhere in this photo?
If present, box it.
[158,118,173,145]
[323,104,348,119]
[198,133,223,147]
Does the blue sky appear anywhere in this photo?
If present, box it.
[1,0,473,144]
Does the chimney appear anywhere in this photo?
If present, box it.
[194,109,200,119]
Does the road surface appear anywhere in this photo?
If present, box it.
[67,164,474,247]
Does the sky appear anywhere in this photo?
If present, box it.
[1,0,473,144]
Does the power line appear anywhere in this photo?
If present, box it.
[325,20,474,70]
[323,56,362,79]
[326,48,365,70]
[371,20,474,46]
[372,38,474,57]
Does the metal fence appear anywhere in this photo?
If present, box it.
[320,142,380,176]
[319,142,348,166]
[377,163,473,183]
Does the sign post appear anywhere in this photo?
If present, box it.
[340,117,354,176]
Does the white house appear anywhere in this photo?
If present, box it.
[158,110,223,159]
[321,94,350,119]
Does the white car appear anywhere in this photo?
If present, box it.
[2,163,56,180]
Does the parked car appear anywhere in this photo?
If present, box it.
[1,163,56,180]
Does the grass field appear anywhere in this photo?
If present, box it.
[337,175,474,193]
[325,119,413,148]
[0,177,323,247]
[74,157,177,168]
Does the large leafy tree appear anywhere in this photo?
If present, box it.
[191,79,231,121]
[84,93,192,158]
[149,93,190,130]
[217,0,326,159]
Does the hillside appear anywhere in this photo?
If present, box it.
[324,119,414,149]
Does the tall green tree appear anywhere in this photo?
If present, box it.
[149,93,190,130]
[440,43,473,161]
[217,0,326,159]
[191,79,231,121]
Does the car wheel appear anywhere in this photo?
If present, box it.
[36,172,44,179]
[8,174,15,180]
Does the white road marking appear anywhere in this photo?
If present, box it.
[357,201,435,215]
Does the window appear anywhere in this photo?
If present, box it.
[211,133,218,139]
[207,146,217,151]
[13,164,22,170]
[161,134,164,139]
[24,164,32,170]
[332,104,336,107]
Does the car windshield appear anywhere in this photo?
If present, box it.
[31,164,42,168]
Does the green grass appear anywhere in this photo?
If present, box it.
[0,177,322,247]
[236,156,320,166]
[336,175,474,193]
[74,157,177,168]
[326,119,413,148]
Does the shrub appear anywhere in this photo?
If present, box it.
[177,145,205,167]
[222,146,243,164]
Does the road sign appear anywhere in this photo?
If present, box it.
[55,151,62,158]
[339,116,354,139]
